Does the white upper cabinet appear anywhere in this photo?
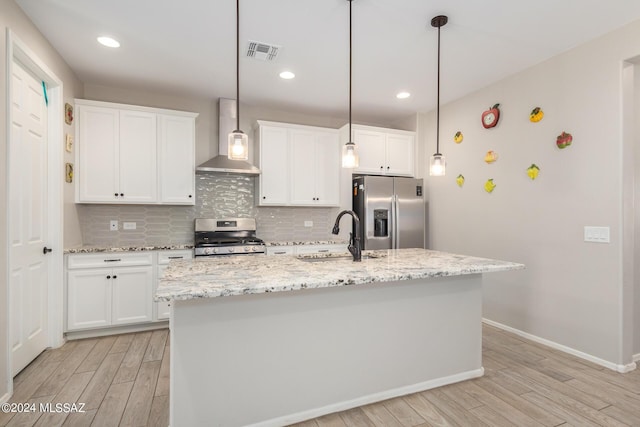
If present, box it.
[342,124,415,177]
[256,125,289,205]
[256,121,339,207]
[158,114,196,204]
[75,99,197,205]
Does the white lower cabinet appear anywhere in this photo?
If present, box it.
[66,253,154,331]
[266,244,347,256]
[156,250,193,320]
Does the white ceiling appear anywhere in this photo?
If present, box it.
[15,0,640,124]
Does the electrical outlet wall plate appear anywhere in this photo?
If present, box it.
[110,220,118,231]
[65,134,74,152]
[304,221,313,227]
[123,222,136,230]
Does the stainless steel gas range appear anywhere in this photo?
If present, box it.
[194,218,266,257]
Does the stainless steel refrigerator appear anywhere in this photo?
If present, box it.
[352,176,425,250]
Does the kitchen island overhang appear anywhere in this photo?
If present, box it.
[157,249,524,427]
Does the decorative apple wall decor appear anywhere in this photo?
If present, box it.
[484,150,498,164]
[529,107,544,123]
[481,103,500,129]
[526,164,540,180]
[556,131,573,149]
[456,174,465,187]
[454,131,463,144]
[484,179,496,193]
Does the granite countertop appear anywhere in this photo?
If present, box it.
[64,244,194,254]
[156,248,524,302]
[265,240,347,246]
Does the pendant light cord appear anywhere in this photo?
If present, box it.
[236,0,241,131]
[348,0,352,141]
[436,22,440,155]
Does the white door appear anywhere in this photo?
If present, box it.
[158,114,195,204]
[353,129,387,175]
[66,269,112,331]
[258,126,289,205]
[386,133,415,177]
[313,132,340,206]
[9,61,49,375]
[289,129,317,205]
[111,266,153,325]
[119,110,157,203]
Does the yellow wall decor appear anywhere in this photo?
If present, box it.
[456,174,465,187]
[530,107,544,122]
[527,164,540,180]
[454,131,463,143]
[484,178,496,193]
[484,150,498,164]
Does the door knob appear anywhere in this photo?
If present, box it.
[43,247,52,255]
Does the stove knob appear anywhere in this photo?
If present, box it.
[244,246,251,252]
[212,248,218,254]
[251,246,258,252]
[203,248,212,255]
[228,247,235,253]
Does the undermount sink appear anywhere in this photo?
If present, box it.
[296,251,387,262]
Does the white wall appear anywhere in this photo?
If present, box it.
[634,64,640,357]
[420,19,640,366]
[1,0,82,400]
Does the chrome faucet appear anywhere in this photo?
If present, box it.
[332,210,362,262]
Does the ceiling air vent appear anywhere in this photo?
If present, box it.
[246,41,280,61]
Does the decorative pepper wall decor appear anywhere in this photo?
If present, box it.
[526,164,540,180]
[556,131,572,149]
[454,131,463,144]
[529,107,544,122]
[484,178,496,193]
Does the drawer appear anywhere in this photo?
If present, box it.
[158,249,193,265]
[266,246,295,256]
[295,245,347,255]
[67,252,153,269]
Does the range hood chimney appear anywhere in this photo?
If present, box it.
[196,98,260,175]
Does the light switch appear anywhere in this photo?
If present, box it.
[584,226,610,243]
[304,221,313,227]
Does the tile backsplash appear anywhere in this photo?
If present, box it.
[77,174,343,246]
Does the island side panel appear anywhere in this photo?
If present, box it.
[170,274,483,427]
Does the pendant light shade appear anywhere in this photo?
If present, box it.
[228,0,249,161]
[429,15,448,177]
[342,0,359,168]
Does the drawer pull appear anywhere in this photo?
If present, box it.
[318,249,329,253]
[168,256,184,259]
[274,251,287,255]
[104,259,121,262]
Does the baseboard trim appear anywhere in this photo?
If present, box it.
[482,318,637,373]
[65,321,168,340]
[0,392,10,404]
[248,368,484,427]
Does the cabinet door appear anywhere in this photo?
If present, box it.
[119,110,157,203]
[158,114,195,204]
[111,266,153,325]
[258,126,289,205]
[156,265,171,320]
[77,105,119,202]
[67,269,112,330]
[386,133,415,176]
[313,132,340,206]
[289,129,318,205]
[353,129,386,175]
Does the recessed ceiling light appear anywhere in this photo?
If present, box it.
[97,36,120,48]
[396,92,411,99]
[279,71,295,80]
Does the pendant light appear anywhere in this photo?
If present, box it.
[228,0,249,161]
[342,0,359,168]
[429,15,448,176]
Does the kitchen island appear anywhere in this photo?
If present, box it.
[157,248,524,427]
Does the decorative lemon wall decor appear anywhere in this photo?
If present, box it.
[529,107,544,122]
[526,164,540,180]
[454,131,463,144]
[484,150,498,164]
[484,179,496,193]
[456,174,465,187]
[556,131,572,149]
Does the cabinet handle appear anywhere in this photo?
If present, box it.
[114,193,118,197]
[318,249,329,253]
[274,251,286,255]
[188,195,192,198]
[113,275,117,279]
[387,166,390,170]
[168,256,183,259]
[107,275,111,279]
[380,166,384,169]
[262,196,266,199]
[120,193,124,197]
[104,259,121,262]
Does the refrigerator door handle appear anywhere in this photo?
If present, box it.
[392,194,398,249]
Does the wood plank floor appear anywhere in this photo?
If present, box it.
[2,325,639,426]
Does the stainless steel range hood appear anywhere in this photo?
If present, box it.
[196,98,260,175]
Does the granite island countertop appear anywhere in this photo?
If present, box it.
[156,248,524,302]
